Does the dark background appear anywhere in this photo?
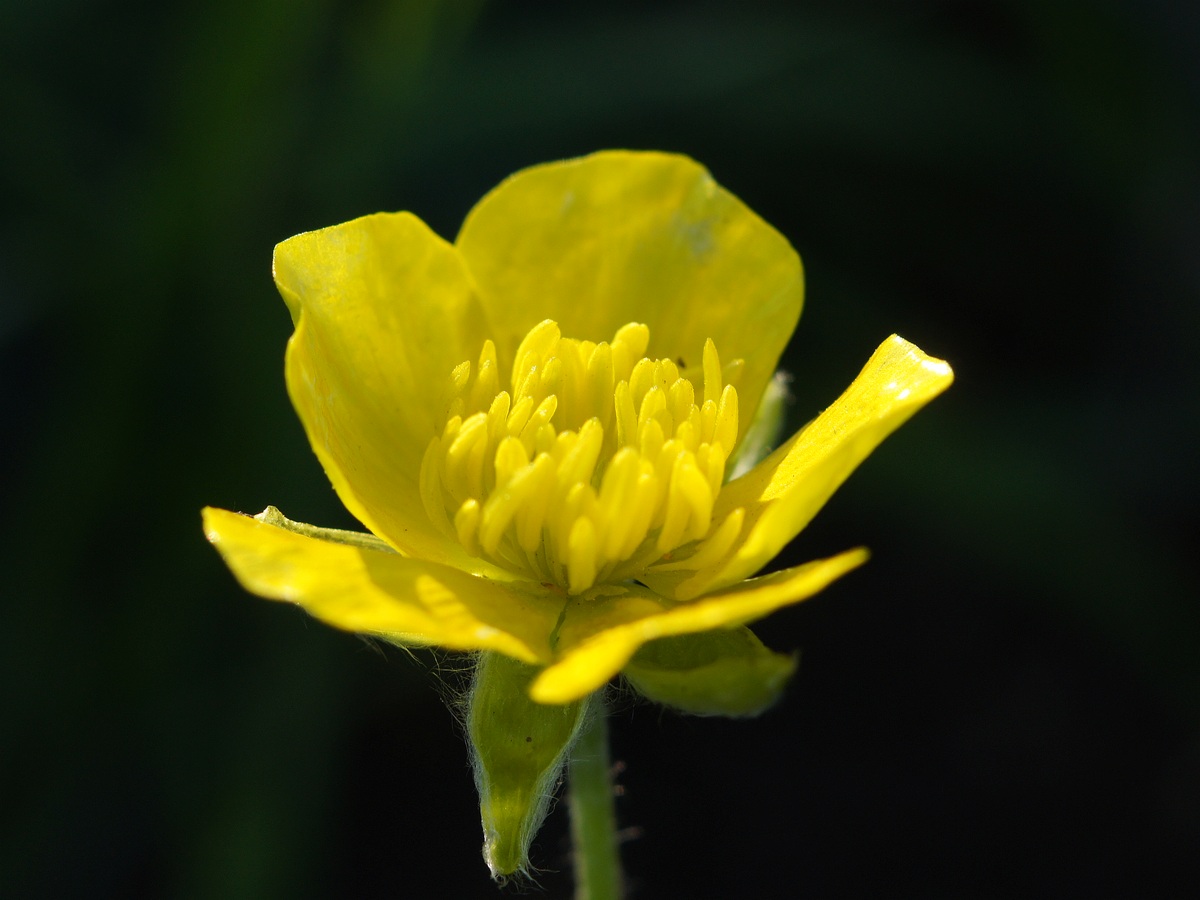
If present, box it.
[3,1,1198,897]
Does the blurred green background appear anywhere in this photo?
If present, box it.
[3,1,1198,897]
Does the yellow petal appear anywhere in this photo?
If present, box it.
[455,150,803,422]
[274,212,498,570]
[642,335,953,600]
[529,548,867,704]
[202,507,561,663]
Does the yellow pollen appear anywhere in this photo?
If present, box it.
[420,319,746,593]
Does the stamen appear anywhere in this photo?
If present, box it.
[420,319,748,594]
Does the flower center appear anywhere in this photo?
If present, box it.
[420,319,747,594]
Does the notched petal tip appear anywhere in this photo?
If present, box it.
[877,333,955,396]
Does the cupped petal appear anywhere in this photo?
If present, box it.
[622,627,798,718]
[642,335,953,600]
[529,548,867,704]
[274,212,497,568]
[455,150,803,421]
[202,507,562,663]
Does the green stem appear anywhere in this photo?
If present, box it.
[567,699,623,900]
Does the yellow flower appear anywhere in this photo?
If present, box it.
[202,150,952,876]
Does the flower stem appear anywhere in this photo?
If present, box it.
[568,699,623,900]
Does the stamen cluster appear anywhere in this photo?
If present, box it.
[420,319,746,594]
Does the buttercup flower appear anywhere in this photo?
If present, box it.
[203,151,952,879]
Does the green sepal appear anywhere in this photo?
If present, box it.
[252,505,396,553]
[467,652,593,880]
[622,627,797,717]
[252,506,439,649]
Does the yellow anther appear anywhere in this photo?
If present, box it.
[637,385,667,434]
[506,395,534,437]
[628,357,656,407]
[513,364,537,402]
[675,419,697,453]
[685,405,703,444]
[715,384,739,452]
[515,454,555,554]
[494,435,530,488]
[702,337,721,406]
[656,359,679,393]
[596,449,646,559]
[486,392,511,450]
[420,320,747,593]
[567,517,598,595]
[700,399,718,444]
[649,439,683,528]
[480,454,549,555]
[455,498,481,557]
[556,481,599,567]
[558,418,603,488]
[649,507,745,573]
[619,464,658,561]
[656,453,693,553]
[469,340,500,411]
[419,437,452,534]
[613,381,637,447]
[519,396,558,449]
[612,322,649,372]
[696,442,725,496]
[451,359,472,392]
[638,417,665,461]
[585,342,614,427]
[513,319,561,377]
[446,412,489,499]
[448,359,472,419]
[533,422,557,456]
[675,457,714,541]
[538,355,563,402]
[668,378,695,426]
